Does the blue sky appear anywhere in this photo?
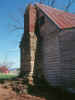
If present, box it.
[0,0,75,68]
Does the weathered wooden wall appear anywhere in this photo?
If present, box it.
[38,10,62,86]
[20,4,75,90]
[58,29,75,89]
[42,34,61,86]
[38,9,75,90]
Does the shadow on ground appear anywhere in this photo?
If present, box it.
[27,79,75,100]
[0,76,75,100]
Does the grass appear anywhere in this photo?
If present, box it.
[0,73,17,80]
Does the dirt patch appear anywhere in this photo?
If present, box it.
[0,77,75,100]
[0,79,46,100]
[0,84,46,100]
[0,84,17,100]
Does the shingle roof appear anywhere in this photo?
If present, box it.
[36,4,75,29]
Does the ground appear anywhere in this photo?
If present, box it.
[0,76,75,100]
[0,78,46,100]
[0,84,16,100]
[0,84,45,100]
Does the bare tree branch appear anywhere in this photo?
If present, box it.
[65,0,75,12]
[38,0,56,7]
[9,0,75,33]
[9,15,23,26]
[47,0,51,5]
[9,8,24,32]
[18,8,25,18]
[50,0,56,7]
[8,23,24,32]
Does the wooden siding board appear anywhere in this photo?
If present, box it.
[41,34,61,86]
[59,29,75,89]
[39,9,75,89]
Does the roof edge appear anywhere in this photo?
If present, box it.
[35,3,62,30]
[35,3,75,30]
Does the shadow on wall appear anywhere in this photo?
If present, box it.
[20,32,31,76]
[27,79,75,100]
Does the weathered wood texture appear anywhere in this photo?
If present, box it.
[42,35,61,86]
[38,10,62,86]
[20,4,75,90]
[38,9,75,89]
[58,29,75,89]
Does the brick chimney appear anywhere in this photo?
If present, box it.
[20,4,37,84]
[28,5,37,80]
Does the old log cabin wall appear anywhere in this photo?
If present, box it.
[37,9,62,86]
[37,8,75,90]
[20,5,37,78]
[58,29,75,89]
[20,3,75,90]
